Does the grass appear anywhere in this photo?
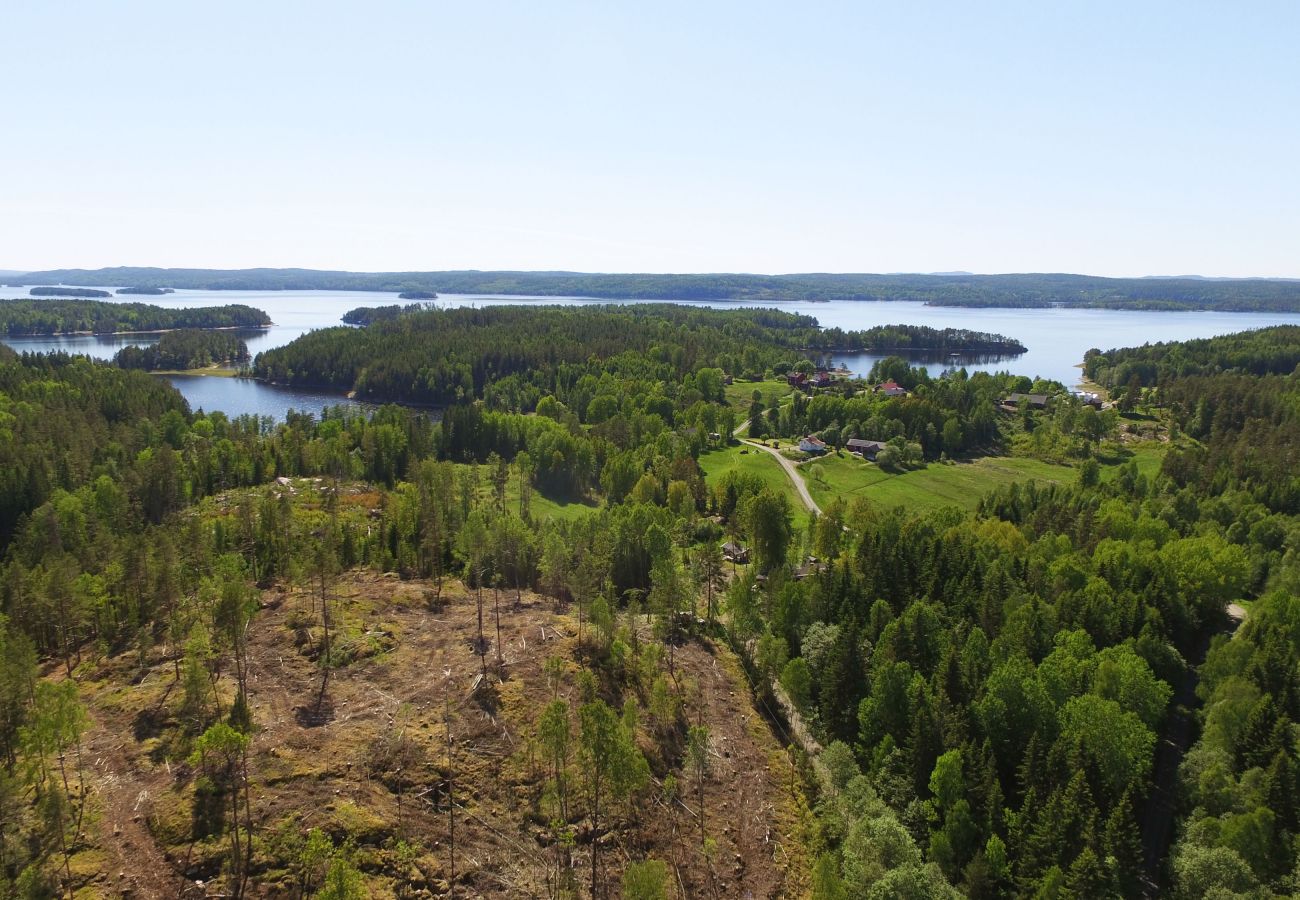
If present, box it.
[1111,443,1166,481]
[802,453,1071,514]
[800,443,1168,514]
[724,377,795,409]
[489,463,602,523]
[699,443,810,529]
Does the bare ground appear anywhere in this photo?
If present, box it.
[68,571,810,898]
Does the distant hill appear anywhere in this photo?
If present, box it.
[17,266,1300,312]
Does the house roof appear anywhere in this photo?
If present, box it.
[847,438,887,450]
[800,435,827,446]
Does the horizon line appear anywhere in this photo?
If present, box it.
[5,265,1300,282]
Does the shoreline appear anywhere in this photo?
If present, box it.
[149,365,243,378]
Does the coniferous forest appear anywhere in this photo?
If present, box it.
[0,310,1297,898]
[113,329,251,371]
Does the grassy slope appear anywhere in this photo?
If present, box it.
[800,453,1073,513]
[800,444,1167,514]
[698,444,811,529]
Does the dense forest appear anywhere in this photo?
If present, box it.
[258,304,1024,406]
[113,329,251,371]
[17,266,1300,311]
[1085,325,1300,387]
[0,314,1297,897]
[0,298,272,335]
[340,303,429,326]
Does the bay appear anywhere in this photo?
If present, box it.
[4,285,1300,419]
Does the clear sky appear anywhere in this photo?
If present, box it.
[3,1,1297,277]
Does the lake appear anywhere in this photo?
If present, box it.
[4,285,1300,419]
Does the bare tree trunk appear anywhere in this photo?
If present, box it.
[475,568,487,680]
[590,778,600,900]
[494,585,504,668]
[239,747,254,898]
[445,674,456,900]
[316,570,331,713]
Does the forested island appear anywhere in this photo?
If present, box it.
[1,310,1298,897]
[113,328,250,371]
[29,286,112,298]
[339,302,427,325]
[116,286,174,295]
[0,298,271,335]
[263,304,1024,405]
[397,289,438,300]
[18,265,1300,311]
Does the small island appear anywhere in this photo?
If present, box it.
[397,290,438,300]
[116,286,175,296]
[30,286,112,298]
[113,329,249,372]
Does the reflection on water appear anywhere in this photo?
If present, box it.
[3,327,275,361]
[817,349,1022,378]
[4,331,165,358]
[164,374,373,421]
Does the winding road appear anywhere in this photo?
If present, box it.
[741,439,822,516]
[732,417,822,516]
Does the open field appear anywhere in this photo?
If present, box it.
[723,378,795,409]
[800,444,1167,514]
[800,453,1074,513]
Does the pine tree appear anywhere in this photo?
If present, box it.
[1102,789,1144,897]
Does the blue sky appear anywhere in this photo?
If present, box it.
[2,1,1297,276]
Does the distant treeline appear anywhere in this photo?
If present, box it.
[116,286,174,295]
[17,266,1300,311]
[258,304,1023,405]
[30,286,111,298]
[114,329,250,371]
[0,299,272,335]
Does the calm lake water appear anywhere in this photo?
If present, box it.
[4,285,1300,419]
